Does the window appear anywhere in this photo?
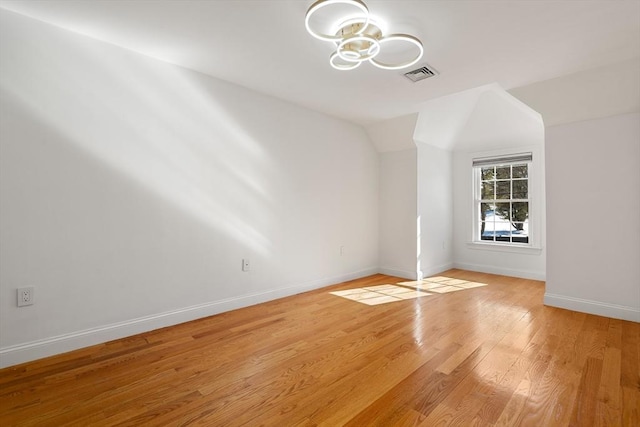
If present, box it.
[473,153,532,245]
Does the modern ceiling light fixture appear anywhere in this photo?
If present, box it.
[305,0,424,71]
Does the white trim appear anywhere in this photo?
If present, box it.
[472,152,533,167]
[0,267,378,368]
[544,293,640,323]
[377,267,417,280]
[453,261,545,281]
[466,241,542,255]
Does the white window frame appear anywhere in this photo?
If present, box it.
[467,146,543,254]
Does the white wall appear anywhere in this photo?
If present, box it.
[378,149,418,279]
[412,86,544,280]
[451,90,546,280]
[411,87,492,281]
[416,143,453,278]
[545,113,640,322]
[0,10,379,367]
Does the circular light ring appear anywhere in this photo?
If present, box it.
[336,34,380,62]
[332,16,382,41]
[367,42,381,56]
[369,34,424,70]
[329,51,362,70]
[305,0,370,42]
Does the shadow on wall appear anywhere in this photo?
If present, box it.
[0,32,276,255]
[0,8,287,352]
[1,92,258,310]
[0,10,380,366]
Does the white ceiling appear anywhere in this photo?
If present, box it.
[1,0,639,126]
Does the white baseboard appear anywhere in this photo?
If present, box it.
[544,293,640,323]
[453,262,545,281]
[379,263,455,282]
[0,267,378,368]
[377,267,417,280]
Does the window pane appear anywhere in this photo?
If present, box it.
[481,167,495,181]
[496,166,510,179]
[480,203,493,220]
[512,179,528,199]
[495,232,511,242]
[494,202,511,222]
[512,164,528,178]
[480,222,494,241]
[511,223,529,243]
[511,222,528,233]
[481,181,494,199]
[496,181,510,199]
[511,202,529,222]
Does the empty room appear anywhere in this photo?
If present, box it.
[0,0,639,425]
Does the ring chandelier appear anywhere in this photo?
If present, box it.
[305,0,424,71]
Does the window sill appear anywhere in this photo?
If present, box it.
[466,241,543,255]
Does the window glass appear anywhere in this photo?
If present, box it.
[475,162,530,245]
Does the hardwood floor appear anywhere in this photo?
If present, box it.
[1,270,638,426]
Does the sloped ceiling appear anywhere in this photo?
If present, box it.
[413,84,498,151]
[455,89,543,151]
[412,85,543,152]
[0,0,638,126]
[366,113,418,153]
[509,58,640,127]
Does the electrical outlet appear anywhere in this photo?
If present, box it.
[17,287,34,307]
[242,259,250,272]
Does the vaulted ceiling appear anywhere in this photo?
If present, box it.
[0,0,638,126]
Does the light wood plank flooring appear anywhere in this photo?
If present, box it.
[1,270,638,426]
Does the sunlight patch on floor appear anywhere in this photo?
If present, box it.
[330,285,431,305]
[398,277,488,293]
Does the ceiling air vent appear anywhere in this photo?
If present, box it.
[403,65,438,82]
